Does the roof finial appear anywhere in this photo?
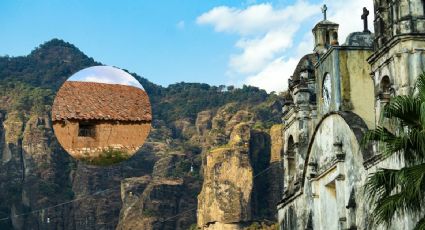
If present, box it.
[321,4,328,20]
[361,7,370,33]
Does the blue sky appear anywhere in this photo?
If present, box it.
[0,0,372,92]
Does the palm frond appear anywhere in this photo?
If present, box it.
[383,96,421,128]
[364,168,401,202]
[416,72,425,102]
[414,215,425,230]
[365,71,425,228]
[365,164,425,227]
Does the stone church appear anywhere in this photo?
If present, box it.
[277,1,425,229]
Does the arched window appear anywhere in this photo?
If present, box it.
[332,31,338,45]
[379,76,392,102]
[381,76,391,92]
[322,73,332,111]
[326,32,331,45]
[287,136,296,184]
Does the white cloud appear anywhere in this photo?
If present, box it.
[198,0,374,92]
[245,57,299,93]
[230,26,297,74]
[197,2,319,35]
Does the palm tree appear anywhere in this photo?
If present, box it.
[362,73,425,229]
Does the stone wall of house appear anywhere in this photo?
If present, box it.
[53,120,151,158]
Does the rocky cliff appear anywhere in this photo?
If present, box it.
[196,105,283,229]
[0,39,284,230]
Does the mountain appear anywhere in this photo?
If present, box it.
[0,39,284,230]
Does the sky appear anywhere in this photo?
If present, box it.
[69,66,144,89]
[0,0,373,92]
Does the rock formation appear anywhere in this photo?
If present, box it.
[197,106,280,229]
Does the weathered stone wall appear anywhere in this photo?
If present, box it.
[53,120,151,158]
[315,47,374,127]
[369,39,425,123]
[277,112,417,230]
[339,49,375,128]
[279,113,367,229]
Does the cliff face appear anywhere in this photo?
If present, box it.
[196,106,282,229]
[0,40,158,229]
[0,110,74,229]
[197,125,254,229]
[0,109,158,229]
[266,125,284,216]
[117,176,184,230]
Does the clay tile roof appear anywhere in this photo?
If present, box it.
[52,81,152,122]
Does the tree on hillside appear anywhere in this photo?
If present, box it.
[362,73,425,229]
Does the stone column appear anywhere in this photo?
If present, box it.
[334,142,347,230]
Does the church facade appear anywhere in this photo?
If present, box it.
[277,1,425,229]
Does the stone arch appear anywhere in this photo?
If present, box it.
[285,133,299,149]
[302,111,372,184]
[301,111,371,229]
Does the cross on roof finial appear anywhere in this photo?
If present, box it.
[361,7,370,32]
[321,4,327,20]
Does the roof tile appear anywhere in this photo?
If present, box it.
[52,81,152,122]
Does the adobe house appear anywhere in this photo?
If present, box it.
[51,81,152,161]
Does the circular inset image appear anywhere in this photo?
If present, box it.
[52,66,152,166]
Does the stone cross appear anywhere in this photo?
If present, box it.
[321,4,327,20]
[361,7,370,32]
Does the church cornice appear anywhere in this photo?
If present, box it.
[276,190,303,209]
[314,45,373,69]
[368,33,425,64]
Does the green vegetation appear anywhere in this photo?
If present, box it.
[80,148,131,166]
[38,180,61,196]
[142,208,159,217]
[149,83,274,124]
[0,80,53,115]
[0,39,98,90]
[0,39,283,127]
[170,159,195,178]
[188,224,198,230]
[362,73,425,229]
[245,221,278,230]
